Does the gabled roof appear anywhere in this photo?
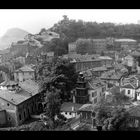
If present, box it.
[0,80,39,105]
[88,78,106,90]
[15,65,34,72]
[0,89,32,105]
[121,83,136,89]
[79,104,96,112]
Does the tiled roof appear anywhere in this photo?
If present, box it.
[79,104,96,112]
[100,70,123,80]
[19,80,39,96]
[15,65,34,72]
[0,81,18,86]
[0,89,32,105]
[128,105,140,117]
[0,80,39,105]
[61,102,83,112]
[88,78,106,90]
[92,66,107,72]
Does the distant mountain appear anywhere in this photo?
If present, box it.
[0,28,29,50]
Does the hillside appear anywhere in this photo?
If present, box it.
[0,28,29,50]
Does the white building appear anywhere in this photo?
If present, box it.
[14,65,35,82]
[60,102,82,119]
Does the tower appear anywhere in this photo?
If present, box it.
[74,74,89,104]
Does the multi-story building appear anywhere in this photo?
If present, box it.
[73,75,89,104]
[88,79,107,105]
[114,39,137,51]
[0,80,42,127]
[14,65,35,82]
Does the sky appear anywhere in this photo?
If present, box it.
[0,9,140,36]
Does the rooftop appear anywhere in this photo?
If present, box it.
[115,39,137,42]
[100,70,123,80]
[0,80,39,105]
[19,80,39,96]
[88,78,106,90]
[79,104,96,112]
[61,102,83,113]
[128,105,140,117]
[0,89,32,105]
[15,65,35,72]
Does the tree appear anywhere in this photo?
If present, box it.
[37,57,78,102]
[45,89,61,122]
[95,100,131,131]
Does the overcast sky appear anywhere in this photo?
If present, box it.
[0,9,140,36]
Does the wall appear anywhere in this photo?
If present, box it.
[0,98,18,126]
[120,88,135,99]
[88,85,105,104]
[61,111,78,119]
[14,71,35,82]
[0,110,7,126]
[16,94,41,126]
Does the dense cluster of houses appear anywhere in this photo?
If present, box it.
[1,36,140,131]
[60,42,140,130]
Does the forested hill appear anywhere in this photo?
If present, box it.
[5,15,140,60]
[49,15,140,43]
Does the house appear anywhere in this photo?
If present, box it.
[88,79,107,105]
[114,38,137,51]
[100,70,124,87]
[91,66,108,77]
[78,104,97,126]
[120,75,140,101]
[127,105,140,130]
[123,55,134,67]
[14,65,35,82]
[60,102,82,119]
[0,80,42,127]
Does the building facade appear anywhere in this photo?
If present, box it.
[14,65,35,82]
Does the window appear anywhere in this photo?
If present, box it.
[7,103,10,106]
[19,114,22,120]
[92,91,97,98]
[128,90,131,94]
[65,112,67,115]
[24,111,26,119]
[94,98,97,104]
[69,112,72,115]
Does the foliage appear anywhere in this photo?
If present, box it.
[95,100,131,131]
[37,57,78,102]
[45,89,61,122]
